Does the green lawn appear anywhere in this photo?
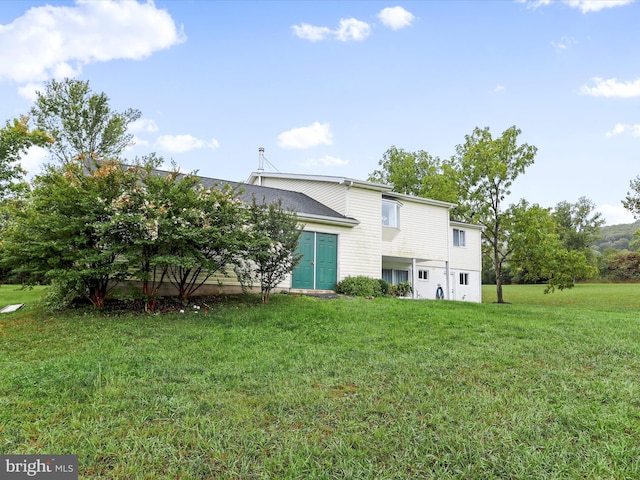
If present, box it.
[1,286,640,478]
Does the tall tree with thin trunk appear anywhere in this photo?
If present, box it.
[29,78,140,168]
[453,126,537,303]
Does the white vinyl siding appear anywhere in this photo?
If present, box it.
[254,177,347,214]
[382,199,449,262]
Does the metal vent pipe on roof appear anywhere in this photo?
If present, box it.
[258,147,265,173]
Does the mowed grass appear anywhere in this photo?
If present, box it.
[1,286,640,478]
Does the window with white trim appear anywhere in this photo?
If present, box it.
[382,268,409,285]
[418,269,429,280]
[459,273,469,285]
[382,200,400,228]
[453,228,466,247]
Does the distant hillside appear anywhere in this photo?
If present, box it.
[592,219,640,253]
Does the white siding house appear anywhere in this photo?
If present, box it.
[246,171,483,303]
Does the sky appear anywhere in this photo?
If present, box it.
[1,0,639,225]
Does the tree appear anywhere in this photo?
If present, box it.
[623,175,640,219]
[508,200,596,293]
[2,160,139,308]
[368,146,459,203]
[234,198,303,304]
[164,180,244,304]
[453,126,537,303]
[553,197,604,257]
[29,78,140,167]
[0,116,50,199]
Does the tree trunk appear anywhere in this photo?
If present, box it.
[494,244,505,304]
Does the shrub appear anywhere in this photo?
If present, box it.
[335,276,383,297]
[378,278,390,296]
[391,281,413,297]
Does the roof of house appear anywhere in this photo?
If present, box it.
[246,171,393,192]
[195,175,360,227]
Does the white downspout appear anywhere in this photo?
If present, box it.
[446,212,451,300]
[412,257,417,299]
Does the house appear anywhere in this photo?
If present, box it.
[238,170,483,302]
[144,164,483,302]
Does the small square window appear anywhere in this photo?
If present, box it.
[418,270,429,280]
[459,273,469,285]
[453,228,466,247]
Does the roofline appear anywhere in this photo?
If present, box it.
[247,171,393,192]
[384,192,457,209]
[450,220,484,230]
[298,213,360,227]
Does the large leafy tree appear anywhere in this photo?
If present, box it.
[368,146,459,203]
[508,200,596,292]
[29,78,140,167]
[553,197,604,252]
[235,198,303,304]
[2,160,140,308]
[453,126,537,303]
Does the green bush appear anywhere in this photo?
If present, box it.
[390,280,413,297]
[335,276,383,297]
[378,278,390,296]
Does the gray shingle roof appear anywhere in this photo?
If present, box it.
[197,176,357,223]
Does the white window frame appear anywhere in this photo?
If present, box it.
[459,273,469,285]
[453,228,466,247]
[382,199,400,228]
[418,269,429,280]
[382,268,409,285]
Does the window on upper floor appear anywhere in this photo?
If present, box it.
[453,228,466,247]
[382,199,400,228]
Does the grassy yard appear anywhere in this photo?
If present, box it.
[1,285,640,478]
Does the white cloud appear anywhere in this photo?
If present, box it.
[154,134,220,153]
[21,145,50,177]
[606,123,640,137]
[581,77,640,98]
[277,122,333,149]
[494,85,506,92]
[377,7,415,30]
[336,18,371,42]
[0,0,185,85]
[525,0,634,12]
[597,203,635,225]
[17,82,44,102]
[302,155,349,168]
[551,36,578,50]
[292,18,371,42]
[129,118,159,133]
[565,0,634,13]
[291,23,332,42]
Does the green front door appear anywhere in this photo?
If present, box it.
[315,233,337,290]
[292,231,315,289]
[292,232,337,290]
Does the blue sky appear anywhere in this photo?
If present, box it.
[1,0,639,225]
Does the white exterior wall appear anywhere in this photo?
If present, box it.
[339,187,382,279]
[382,199,449,262]
[448,224,483,303]
[255,177,347,214]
